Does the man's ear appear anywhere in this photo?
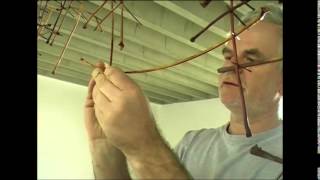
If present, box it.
[273,73,282,101]
[278,74,283,96]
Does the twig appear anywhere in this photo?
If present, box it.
[123,4,142,26]
[49,0,74,46]
[94,2,121,31]
[119,0,124,50]
[83,0,108,29]
[52,5,84,74]
[228,0,252,137]
[46,0,67,43]
[109,1,114,66]
[217,58,282,73]
[190,0,252,42]
[250,145,283,164]
[38,8,53,40]
[123,7,268,74]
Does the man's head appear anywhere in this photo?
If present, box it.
[218,4,283,118]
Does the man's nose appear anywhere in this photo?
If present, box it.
[223,57,237,68]
[221,58,244,74]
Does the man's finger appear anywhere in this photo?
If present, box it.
[92,67,122,101]
[94,91,112,115]
[85,99,94,108]
[92,68,105,87]
[91,61,106,86]
[96,61,106,71]
[87,78,96,100]
[94,107,107,129]
[91,68,106,101]
[93,85,111,102]
[98,78,122,101]
[104,65,137,90]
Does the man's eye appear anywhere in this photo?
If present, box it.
[224,56,231,61]
[246,57,256,62]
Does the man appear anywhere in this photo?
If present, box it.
[84,3,282,179]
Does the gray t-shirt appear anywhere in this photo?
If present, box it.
[174,122,283,179]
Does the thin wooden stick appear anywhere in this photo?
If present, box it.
[109,1,114,66]
[70,8,104,32]
[94,16,104,32]
[80,58,96,68]
[95,2,121,31]
[83,0,108,29]
[123,4,142,26]
[123,7,268,74]
[190,0,252,42]
[250,145,283,164]
[49,0,74,46]
[46,0,67,44]
[79,10,103,31]
[200,0,212,8]
[119,0,124,50]
[37,0,44,25]
[38,0,48,29]
[230,60,252,72]
[52,5,84,75]
[231,10,246,27]
[240,0,255,11]
[38,8,52,40]
[229,0,252,137]
[38,32,50,40]
[79,7,269,75]
[217,58,282,73]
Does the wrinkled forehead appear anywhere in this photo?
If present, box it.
[225,22,282,57]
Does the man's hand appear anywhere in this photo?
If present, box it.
[84,63,106,141]
[91,64,160,157]
[91,64,191,179]
[84,63,131,179]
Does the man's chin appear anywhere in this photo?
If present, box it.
[220,96,242,109]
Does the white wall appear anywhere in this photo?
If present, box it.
[157,98,283,148]
[37,75,160,179]
[38,75,93,179]
[157,99,230,148]
[38,75,282,179]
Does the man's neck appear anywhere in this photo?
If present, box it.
[227,110,281,135]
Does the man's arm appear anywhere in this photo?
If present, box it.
[91,65,192,179]
[84,63,131,179]
[89,139,131,179]
[125,136,192,179]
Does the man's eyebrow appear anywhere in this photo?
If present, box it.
[222,47,267,60]
[244,49,266,59]
[222,47,232,55]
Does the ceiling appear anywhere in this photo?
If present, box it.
[37,0,276,104]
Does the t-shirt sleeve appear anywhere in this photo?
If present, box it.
[174,130,197,162]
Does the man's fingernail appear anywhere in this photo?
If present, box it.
[91,68,102,79]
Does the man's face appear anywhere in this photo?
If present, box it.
[218,21,282,115]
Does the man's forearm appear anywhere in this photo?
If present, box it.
[126,139,192,179]
[90,139,131,179]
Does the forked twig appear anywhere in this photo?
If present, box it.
[49,0,74,46]
[83,0,108,29]
[190,0,252,42]
[52,5,84,75]
[47,0,67,44]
